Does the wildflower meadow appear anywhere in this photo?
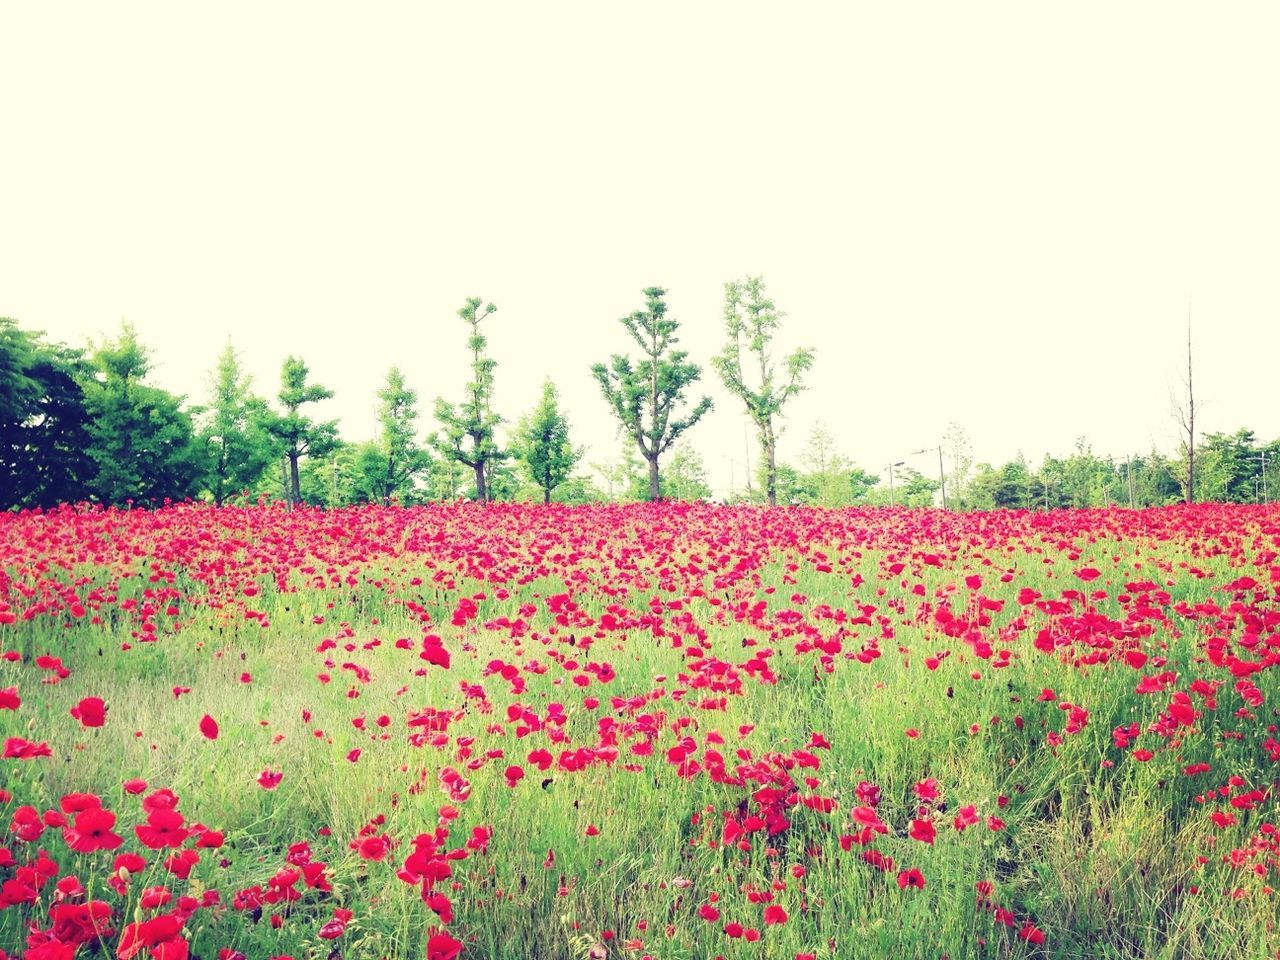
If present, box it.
[2,501,1278,959]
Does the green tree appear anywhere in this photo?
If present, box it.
[589,442,647,502]
[866,467,938,507]
[300,441,360,507]
[0,318,95,508]
[966,463,1001,510]
[548,474,607,504]
[196,344,275,506]
[373,366,427,505]
[483,458,522,502]
[426,455,467,501]
[711,276,814,506]
[514,380,580,504]
[663,442,713,501]
[435,298,504,503]
[995,456,1035,509]
[760,462,802,505]
[797,423,854,506]
[351,441,391,504]
[267,355,339,506]
[80,323,203,505]
[1198,429,1259,503]
[592,287,713,500]
[1032,455,1073,510]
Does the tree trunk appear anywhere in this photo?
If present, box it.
[764,421,777,507]
[473,461,487,503]
[1185,311,1195,504]
[648,456,660,501]
[543,486,551,505]
[289,454,301,506]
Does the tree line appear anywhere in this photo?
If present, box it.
[3,281,1277,511]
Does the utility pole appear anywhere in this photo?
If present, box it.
[886,460,905,507]
[912,446,948,509]
[938,446,947,510]
[1126,454,1136,509]
[1252,450,1269,503]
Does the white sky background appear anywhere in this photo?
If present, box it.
[3,3,1278,497]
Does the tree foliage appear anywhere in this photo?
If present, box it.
[373,366,428,504]
[0,318,95,508]
[197,344,275,506]
[663,442,713,501]
[514,380,580,504]
[712,277,813,505]
[267,356,339,506]
[435,298,504,503]
[81,323,202,506]
[592,287,712,500]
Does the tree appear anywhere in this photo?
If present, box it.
[712,277,814,506]
[867,466,938,508]
[373,366,427,505]
[300,441,361,507]
[941,422,973,509]
[994,457,1035,509]
[514,380,580,504]
[435,298,504,503]
[663,442,713,501]
[592,287,713,500]
[426,454,466,501]
[589,442,647,502]
[1198,429,1259,503]
[756,461,795,505]
[197,344,275,506]
[1172,308,1196,503]
[1033,439,1118,509]
[798,423,849,506]
[0,318,95,508]
[548,474,607,504]
[267,356,339,506]
[1127,449,1181,507]
[80,322,203,505]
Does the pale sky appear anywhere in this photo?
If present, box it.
[3,3,1278,496]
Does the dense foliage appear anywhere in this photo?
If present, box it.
[2,311,1278,511]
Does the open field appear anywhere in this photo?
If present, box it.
[2,502,1278,960]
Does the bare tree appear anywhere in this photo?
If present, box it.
[1171,303,1196,503]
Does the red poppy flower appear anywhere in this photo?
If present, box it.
[763,904,788,925]
[63,806,123,853]
[426,930,463,960]
[897,868,926,889]
[71,696,107,727]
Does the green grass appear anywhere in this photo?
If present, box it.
[1,502,1278,959]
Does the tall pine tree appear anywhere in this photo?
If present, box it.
[197,344,275,506]
[81,323,202,505]
[0,318,95,508]
[514,380,579,504]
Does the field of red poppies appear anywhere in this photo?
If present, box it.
[1,502,1279,959]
